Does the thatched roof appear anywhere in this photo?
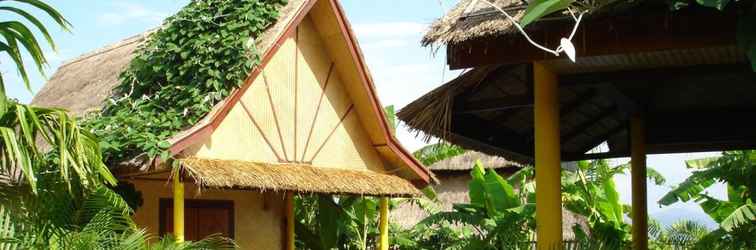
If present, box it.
[181,157,421,197]
[397,64,538,163]
[32,0,433,192]
[399,55,754,162]
[30,0,307,167]
[422,0,526,46]
[428,151,518,171]
[422,0,652,47]
[31,0,306,119]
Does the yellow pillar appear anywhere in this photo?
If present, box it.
[285,192,296,250]
[631,115,648,250]
[533,62,562,249]
[173,175,185,243]
[378,197,389,250]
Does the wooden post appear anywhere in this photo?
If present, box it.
[631,115,648,250]
[533,62,563,249]
[285,192,296,250]
[173,175,185,243]
[378,197,389,250]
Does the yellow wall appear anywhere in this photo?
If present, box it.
[188,15,388,173]
[130,178,284,250]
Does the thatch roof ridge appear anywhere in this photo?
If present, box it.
[31,34,146,116]
[428,151,518,171]
[422,0,525,46]
[59,32,152,69]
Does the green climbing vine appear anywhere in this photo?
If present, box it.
[84,0,287,164]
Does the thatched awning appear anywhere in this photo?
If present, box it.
[181,157,422,197]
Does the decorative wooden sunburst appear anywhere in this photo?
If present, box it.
[237,25,356,165]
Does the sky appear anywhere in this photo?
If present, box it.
[2,0,726,228]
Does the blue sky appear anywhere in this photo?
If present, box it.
[2,0,725,228]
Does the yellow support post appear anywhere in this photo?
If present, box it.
[378,197,389,250]
[631,115,648,250]
[173,175,185,243]
[533,62,562,249]
[285,192,296,250]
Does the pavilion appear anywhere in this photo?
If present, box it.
[398,0,755,249]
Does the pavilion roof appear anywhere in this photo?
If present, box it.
[399,61,755,163]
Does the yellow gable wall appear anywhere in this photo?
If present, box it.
[189,15,387,173]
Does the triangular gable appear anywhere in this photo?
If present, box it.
[171,0,432,187]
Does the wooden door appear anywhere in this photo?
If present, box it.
[159,199,234,241]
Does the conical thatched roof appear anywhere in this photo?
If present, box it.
[428,151,518,171]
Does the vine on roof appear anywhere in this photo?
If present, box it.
[84,0,287,165]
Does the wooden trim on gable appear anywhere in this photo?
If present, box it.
[327,0,432,185]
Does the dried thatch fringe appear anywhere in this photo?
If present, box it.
[180,157,422,197]
[397,65,500,143]
[398,65,540,164]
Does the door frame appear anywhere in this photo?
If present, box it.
[158,198,235,239]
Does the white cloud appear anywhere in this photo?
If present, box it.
[352,22,427,38]
[97,2,168,26]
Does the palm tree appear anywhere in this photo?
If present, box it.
[0,0,113,193]
[649,219,709,250]
[0,185,236,249]
[0,1,235,249]
[0,0,71,90]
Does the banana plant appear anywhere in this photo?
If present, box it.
[562,160,630,247]
[412,143,465,166]
[416,160,535,249]
[659,150,756,249]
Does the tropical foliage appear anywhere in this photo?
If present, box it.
[0,1,236,249]
[1,184,236,249]
[412,142,465,166]
[649,219,710,249]
[659,150,756,249]
[410,161,535,249]
[294,195,383,250]
[84,0,287,164]
[562,160,630,248]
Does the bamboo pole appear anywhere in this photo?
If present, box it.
[173,176,185,243]
[631,115,648,250]
[285,192,296,250]
[378,197,389,250]
[533,62,563,249]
